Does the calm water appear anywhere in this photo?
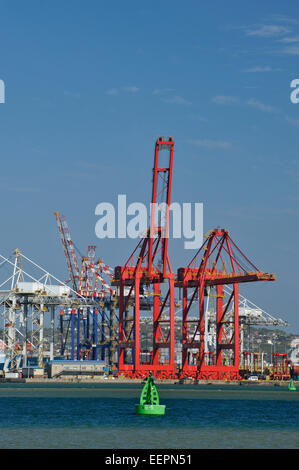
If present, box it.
[0,382,297,449]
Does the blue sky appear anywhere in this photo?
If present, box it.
[0,1,298,332]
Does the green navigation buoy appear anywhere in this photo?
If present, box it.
[288,379,297,391]
[135,372,166,415]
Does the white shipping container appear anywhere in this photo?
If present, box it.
[16,282,70,297]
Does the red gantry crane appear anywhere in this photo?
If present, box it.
[112,137,176,379]
[175,228,276,380]
[54,212,114,298]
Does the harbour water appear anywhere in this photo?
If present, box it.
[0,382,297,449]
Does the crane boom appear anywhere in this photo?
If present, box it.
[61,215,80,279]
[53,212,78,292]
